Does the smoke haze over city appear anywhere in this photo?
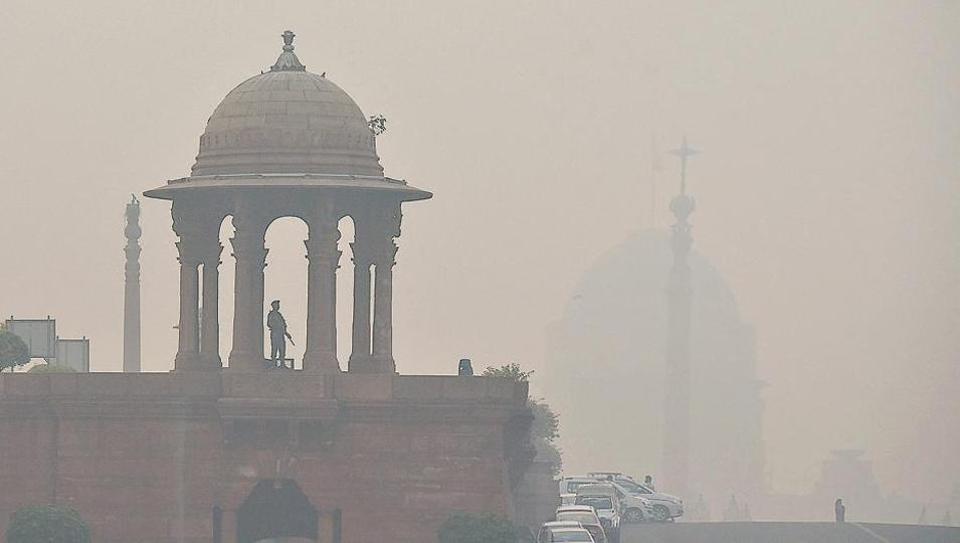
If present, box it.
[1,0,957,515]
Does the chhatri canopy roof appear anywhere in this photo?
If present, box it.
[145,31,430,202]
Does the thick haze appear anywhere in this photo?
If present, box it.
[0,1,957,504]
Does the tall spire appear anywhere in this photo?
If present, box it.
[123,195,142,372]
[270,30,307,72]
[669,135,699,197]
[662,137,698,498]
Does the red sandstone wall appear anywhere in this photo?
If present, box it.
[0,374,530,543]
[217,419,513,542]
[0,411,224,543]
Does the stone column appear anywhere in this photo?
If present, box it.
[172,201,204,371]
[348,244,373,370]
[228,208,269,371]
[350,201,401,374]
[371,243,397,372]
[175,243,201,370]
[303,202,341,373]
[123,196,142,373]
[200,243,224,369]
[173,200,224,372]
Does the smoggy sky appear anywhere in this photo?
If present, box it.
[0,1,957,503]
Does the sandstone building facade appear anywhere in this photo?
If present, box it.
[0,32,533,543]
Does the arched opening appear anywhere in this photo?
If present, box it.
[217,215,236,367]
[236,479,318,543]
[336,215,356,365]
[264,217,310,369]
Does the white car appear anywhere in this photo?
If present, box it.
[559,476,605,495]
[555,506,606,543]
[558,476,603,509]
[547,528,596,542]
[573,486,620,533]
[604,481,655,524]
[610,477,683,521]
[537,521,583,543]
[587,471,634,482]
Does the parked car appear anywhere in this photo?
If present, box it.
[559,476,605,495]
[537,521,584,543]
[558,476,603,508]
[608,477,683,522]
[587,471,635,483]
[573,484,621,533]
[604,480,655,524]
[555,506,606,543]
[546,528,596,542]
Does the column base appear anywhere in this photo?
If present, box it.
[227,351,268,372]
[200,354,223,371]
[347,354,395,374]
[174,351,202,371]
[302,350,342,374]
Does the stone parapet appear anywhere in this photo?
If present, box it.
[0,372,528,412]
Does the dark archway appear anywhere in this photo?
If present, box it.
[237,479,318,543]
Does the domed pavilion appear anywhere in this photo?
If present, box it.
[145,30,430,374]
[0,32,538,543]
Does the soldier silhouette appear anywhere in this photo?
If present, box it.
[835,498,846,523]
[267,300,294,368]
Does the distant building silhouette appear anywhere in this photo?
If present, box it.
[545,229,766,507]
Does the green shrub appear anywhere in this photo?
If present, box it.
[5,505,91,543]
[438,513,523,543]
[0,330,30,372]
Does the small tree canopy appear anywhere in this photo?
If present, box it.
[483,363,562,474]
[438,513,524,543]
[5,505,91,543]
[482,363,533,382]
[0,330,30,372]
[367,114,387,136]
[530,398,559,443]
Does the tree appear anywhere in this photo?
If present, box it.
[529,398,562,471]
[482,363,534,382]
[0,329,30,372]
[367,114,387,135]
[438,513,524,543]
[5,505,91,543]
[484,363,563,474]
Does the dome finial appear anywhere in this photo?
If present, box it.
[271,30,306,72]
[281,30,296,51]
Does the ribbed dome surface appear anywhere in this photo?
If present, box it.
[191,70,383,177]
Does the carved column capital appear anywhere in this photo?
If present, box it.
[304,231,342,264]
[177,237,222,267]
[373,242,398,268]
[230,235,268,268]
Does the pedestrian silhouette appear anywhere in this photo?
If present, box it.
[835,498,846,523]
[267,300,293,368]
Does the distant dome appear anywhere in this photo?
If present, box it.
[191,31,382,177]
[543,230,764,504]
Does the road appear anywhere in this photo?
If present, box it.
[619,521,960,543]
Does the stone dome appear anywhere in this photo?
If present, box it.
[543,229,765,503]
[191,31,383,177]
